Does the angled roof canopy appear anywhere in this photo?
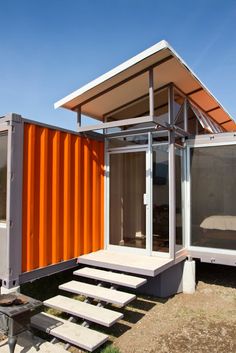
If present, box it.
[55,40,236,131]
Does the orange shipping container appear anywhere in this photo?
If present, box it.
[22,122,104,273]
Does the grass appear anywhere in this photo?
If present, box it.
[100,345,121,353]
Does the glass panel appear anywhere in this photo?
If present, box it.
[191,145,236,250]
[176,148,183,249]
[174,90,185,125]
[0,132,8,222]
[174,105,184,130]
[108,134,148,148]
[187,105,205,135]
[153,145,169,252]
[154,88,168,122]
[109,152,146,248]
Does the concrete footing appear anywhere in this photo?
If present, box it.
[183,259,196,294]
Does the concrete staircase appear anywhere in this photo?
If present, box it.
[31,266,147,352]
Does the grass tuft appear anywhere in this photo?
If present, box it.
[100,345,121,353]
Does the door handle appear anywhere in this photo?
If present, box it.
[143,193,148,205]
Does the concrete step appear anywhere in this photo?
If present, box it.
[0,331,67,353]
[59,281,136,307]
[31,312,108,352]
[74,267,147,288]
[44,295,123,327]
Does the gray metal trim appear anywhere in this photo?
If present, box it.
[20,117,80,136]
[188,250,236,266]
[186,132,236,146]
[13,114,103,141]
[77,115,157,133]
[19,259,78,284]
[1,114,24,289]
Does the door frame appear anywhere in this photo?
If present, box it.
[105,142,150,255]
[104,133,179,258]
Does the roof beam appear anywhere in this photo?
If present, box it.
[220,119,232,125]
[206,106,220,113]
[187,87,203,96]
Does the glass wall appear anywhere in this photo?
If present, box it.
[0,132,8,222]
[109,151,146,248]
[191,145,236,250]
[152,145,169,252]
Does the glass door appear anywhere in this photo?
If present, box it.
[108,150,147,251]
[152,145,169,253]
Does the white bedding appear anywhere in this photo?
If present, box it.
[200,215,236,231]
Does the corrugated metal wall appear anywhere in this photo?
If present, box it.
[22,123,104,273]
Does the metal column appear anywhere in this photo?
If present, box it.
[76,106,81,129]
[168,85,176,259]
[149,68,154,117]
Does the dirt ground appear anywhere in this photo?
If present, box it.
[0,262,235,353]
[112,262,236,353]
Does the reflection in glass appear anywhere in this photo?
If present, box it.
[153,145,169,252]
[191,146,236,250]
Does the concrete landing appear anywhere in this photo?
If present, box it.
[78,250,174,277]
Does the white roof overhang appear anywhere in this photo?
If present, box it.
[54,40,236,131]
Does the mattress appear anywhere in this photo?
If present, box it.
[200,215,236,231]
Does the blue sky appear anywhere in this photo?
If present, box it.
[0,0,236,130]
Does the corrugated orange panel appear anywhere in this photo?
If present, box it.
[51,130,61,264]
[22,123,104,273]
[39,128,47,268]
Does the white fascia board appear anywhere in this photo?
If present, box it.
[54,40,168,109]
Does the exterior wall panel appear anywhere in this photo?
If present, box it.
[22,123,104,273]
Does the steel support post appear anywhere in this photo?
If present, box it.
[168,85,176,259]
[184,98,188,132]
[149,68,154,117]
[76,106,81,129]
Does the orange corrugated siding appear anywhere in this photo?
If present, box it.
[22,123,104,273]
